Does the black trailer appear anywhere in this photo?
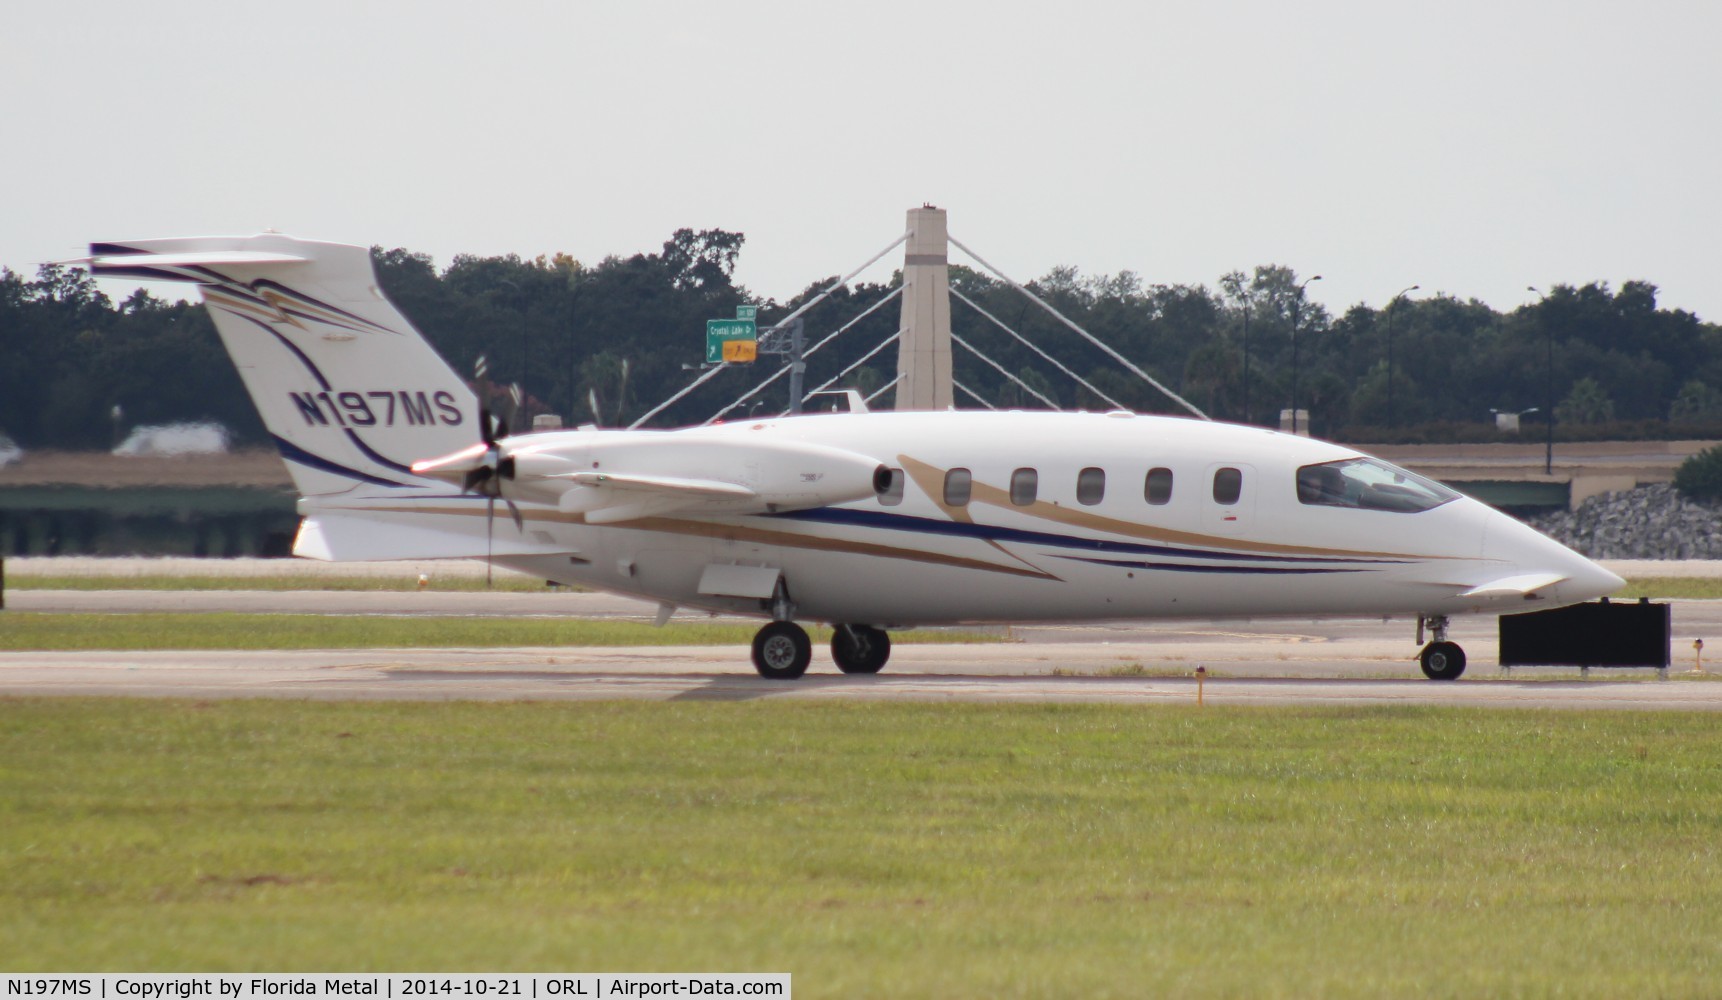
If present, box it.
[1499,597,1671,674]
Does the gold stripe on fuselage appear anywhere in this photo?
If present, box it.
[355,503,1062,581]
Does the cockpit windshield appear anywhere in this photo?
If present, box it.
[1296,457,1459,513]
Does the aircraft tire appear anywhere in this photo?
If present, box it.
[753,621,812,680]
[1419,641,1467,681]
[832,625,891,674]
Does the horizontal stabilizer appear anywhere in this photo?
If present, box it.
[295,512,578,562]
[1460,572,1567,598]
[89,249,308,270]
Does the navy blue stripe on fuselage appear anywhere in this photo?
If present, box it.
[771,507,1401,565]
[1055,555,1364,575]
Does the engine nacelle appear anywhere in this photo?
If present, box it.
[501,435,888,521]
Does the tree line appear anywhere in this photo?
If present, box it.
[3,227,1720,451]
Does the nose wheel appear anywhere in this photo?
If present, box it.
[1419,641,1467,680]
[1416,614,1466,680]
[752,621,812,680]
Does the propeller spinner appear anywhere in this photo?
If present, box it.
[411,406,523,531]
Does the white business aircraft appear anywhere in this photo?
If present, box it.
[86,233,1624,681]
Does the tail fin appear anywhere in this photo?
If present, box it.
[89,234,478,497]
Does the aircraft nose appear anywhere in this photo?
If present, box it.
[1565,556,1626,601]
[1486,508,1623,603]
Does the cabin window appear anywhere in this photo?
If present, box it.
[1212,467,1243,505]
[876,467,906,506]
[1077,467,1106,505]
[944,467,973,507]
[1010,468,1038,506]
[1296,457,1458,513]
[1144,467,1174,505]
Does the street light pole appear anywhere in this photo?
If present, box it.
[1290,274,1322,435]
[1385,284,1419,433]
[1528,286,1553,475]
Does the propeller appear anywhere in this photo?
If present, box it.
[462,406,523,531]
[412,388,530,588]
[461,402,524,589]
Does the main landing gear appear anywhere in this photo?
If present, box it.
[1417,614,1467,681]
[748,622,893,680]
[832,624,891,674]
[751,621,813,680]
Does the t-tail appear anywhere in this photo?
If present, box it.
[88,234,478,495]
[87,234,510,562]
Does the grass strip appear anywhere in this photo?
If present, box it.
[0,613,992,651]
[1614,576,1722,600]
[6,574,562,593]
[1,700,1719,996]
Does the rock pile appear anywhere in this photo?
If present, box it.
[1528,483,1722,559]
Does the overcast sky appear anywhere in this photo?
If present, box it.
[6,1,1720,323]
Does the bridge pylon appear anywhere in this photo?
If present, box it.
[894,205,954,410]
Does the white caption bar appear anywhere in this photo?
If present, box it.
[2,977,789,1000]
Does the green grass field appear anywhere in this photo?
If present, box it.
[1619,576,1722,599]
[2,700,1718,996]
[0,613,990,651]
[7,574,561,593]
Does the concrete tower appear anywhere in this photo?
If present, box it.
[894,205,953,410]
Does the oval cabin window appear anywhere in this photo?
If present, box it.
[1212,467,1243,505]
[1077,467,1106,505]
[1145,467,1174,505]
[1011,468,1038,506]
[944,468,973,507]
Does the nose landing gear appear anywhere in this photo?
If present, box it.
[1417,614,1467,680]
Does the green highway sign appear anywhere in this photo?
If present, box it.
[736,304,759,321]
[706,318,757,364]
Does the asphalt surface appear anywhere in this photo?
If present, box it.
[5,589,1719,708]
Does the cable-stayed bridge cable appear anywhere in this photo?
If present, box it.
[948,235,1210,420]
[952,378,999,410]
[948,285,1126,411]
[706,286,905,424]
[629,231,910,428]
[951,331,1061,410]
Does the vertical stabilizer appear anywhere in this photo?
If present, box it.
[89,234,478,496]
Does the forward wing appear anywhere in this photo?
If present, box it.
[1459,572,1568,598]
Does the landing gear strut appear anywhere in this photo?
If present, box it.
[1417,614,1466,681]
[752,621,812,680]
[832,624,891,674]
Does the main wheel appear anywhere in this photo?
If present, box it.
[1420,640,1467,681]
[752,621,812,680]
[832,624,891,674]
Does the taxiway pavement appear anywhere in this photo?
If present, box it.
[4,589,1718,708]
